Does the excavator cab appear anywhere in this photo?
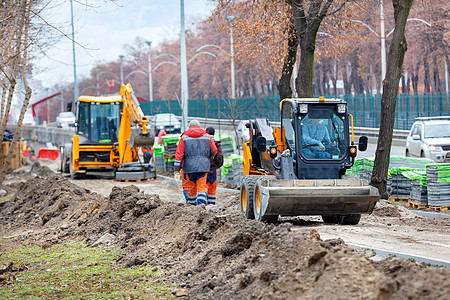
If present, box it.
[240,98,378,224]
[76,99,121,145]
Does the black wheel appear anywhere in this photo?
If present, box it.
[69,154,85,180]
[322,214,361,225]
[405,149,409,157]
[322,215,340,224]
[240,176,258,219]
[339,214,361,225]
[62,150,70,173]
[253,177,278,223]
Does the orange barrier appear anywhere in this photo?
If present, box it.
[38,148,59,161]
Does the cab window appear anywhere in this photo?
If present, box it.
[301,108,345,160]
[281,102,295,151]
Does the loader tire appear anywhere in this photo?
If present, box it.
[69,154,85,180]
[322,214,361,225]
[240,176,258,219]
[253,176,278,223]
[62,151,70,173]
[339,214,361,225]
[321,215,340,224]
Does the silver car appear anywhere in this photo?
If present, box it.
[405,117,450,162]
[56,112,76,128]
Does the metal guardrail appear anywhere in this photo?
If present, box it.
[7,118,408,151]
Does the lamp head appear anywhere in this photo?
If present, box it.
[226,15,236,22]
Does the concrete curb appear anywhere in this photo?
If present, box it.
[157,174,239,194]
[348,243,450,268]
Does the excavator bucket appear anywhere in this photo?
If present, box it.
[127,128,155,148]
[252,177,379,220]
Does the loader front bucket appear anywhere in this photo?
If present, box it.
[253,177,379,220]
[127,128,155,148]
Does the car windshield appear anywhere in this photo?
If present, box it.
[156,114,177,123]
[60,112,74,118]
[424,124,450,138]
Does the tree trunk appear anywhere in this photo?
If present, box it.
[277,21,298,100]
[370,0,413,198]
[401,73,406,94]
[432,56,441,94]
[343,62,352,95]
[412,62,420,94]
[296,38,315,97]
[350,51,364,95]
[332,60,338,96]
[424,53,431,94]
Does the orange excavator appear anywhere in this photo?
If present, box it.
[60,83,155,180]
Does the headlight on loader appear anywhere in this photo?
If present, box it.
[299,104,308,113]
[349,146,357,157]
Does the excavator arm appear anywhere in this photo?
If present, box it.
[119,83,154,148]
[120,83,149,135]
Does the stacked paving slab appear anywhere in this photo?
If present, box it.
[426,164,450,207]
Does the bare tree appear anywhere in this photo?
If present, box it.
[371,0,414,198]
[0,0,34,185]
[222,97,244,153]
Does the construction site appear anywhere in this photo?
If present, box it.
[1,95,450,298]
[1,0,450,298]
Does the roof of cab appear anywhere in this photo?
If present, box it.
[78,95,122,103]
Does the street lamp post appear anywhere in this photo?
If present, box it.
[226,15,236,99]
[380,0,387,82]
[352,12,431,88]
[145,41,153,102]
[119,54,124,83]
[180,0,188,131]
[70,0,78,102]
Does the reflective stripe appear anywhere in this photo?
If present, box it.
[182,134,211,142]
[207,195,216,205]
[196,193,207,205]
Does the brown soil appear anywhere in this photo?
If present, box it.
[1,167,449,299]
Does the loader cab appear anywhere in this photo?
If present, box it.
[76,96,121,145]
[281,99,353,180]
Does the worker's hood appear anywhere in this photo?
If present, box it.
[184,126,207,138]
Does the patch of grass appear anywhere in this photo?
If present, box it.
[0,193,13,203]
[0,240,175,299]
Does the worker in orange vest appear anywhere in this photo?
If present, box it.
[142,146,153,164]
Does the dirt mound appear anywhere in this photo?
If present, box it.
[1,177,449,299]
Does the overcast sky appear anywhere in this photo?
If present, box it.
[32,0,215,91]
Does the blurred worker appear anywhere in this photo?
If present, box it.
[174,120,217,205]
[141,146,153,164]
[205,127,223,205]
[302,118,334,159]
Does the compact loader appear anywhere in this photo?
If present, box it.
[240,98,379,224]
[60,83,155,180]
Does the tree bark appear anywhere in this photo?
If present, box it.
[370,0,414,198]
[343,62,352,95]
[289,0,334,98]
[424,53,431,94]
[278,21,298,100]
[432,56,441,94]
[412,62,420,94]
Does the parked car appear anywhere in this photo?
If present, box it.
[405,116,450,162]
[152,113,181,135]
[56,112,76,128]
[23,113,36,125]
